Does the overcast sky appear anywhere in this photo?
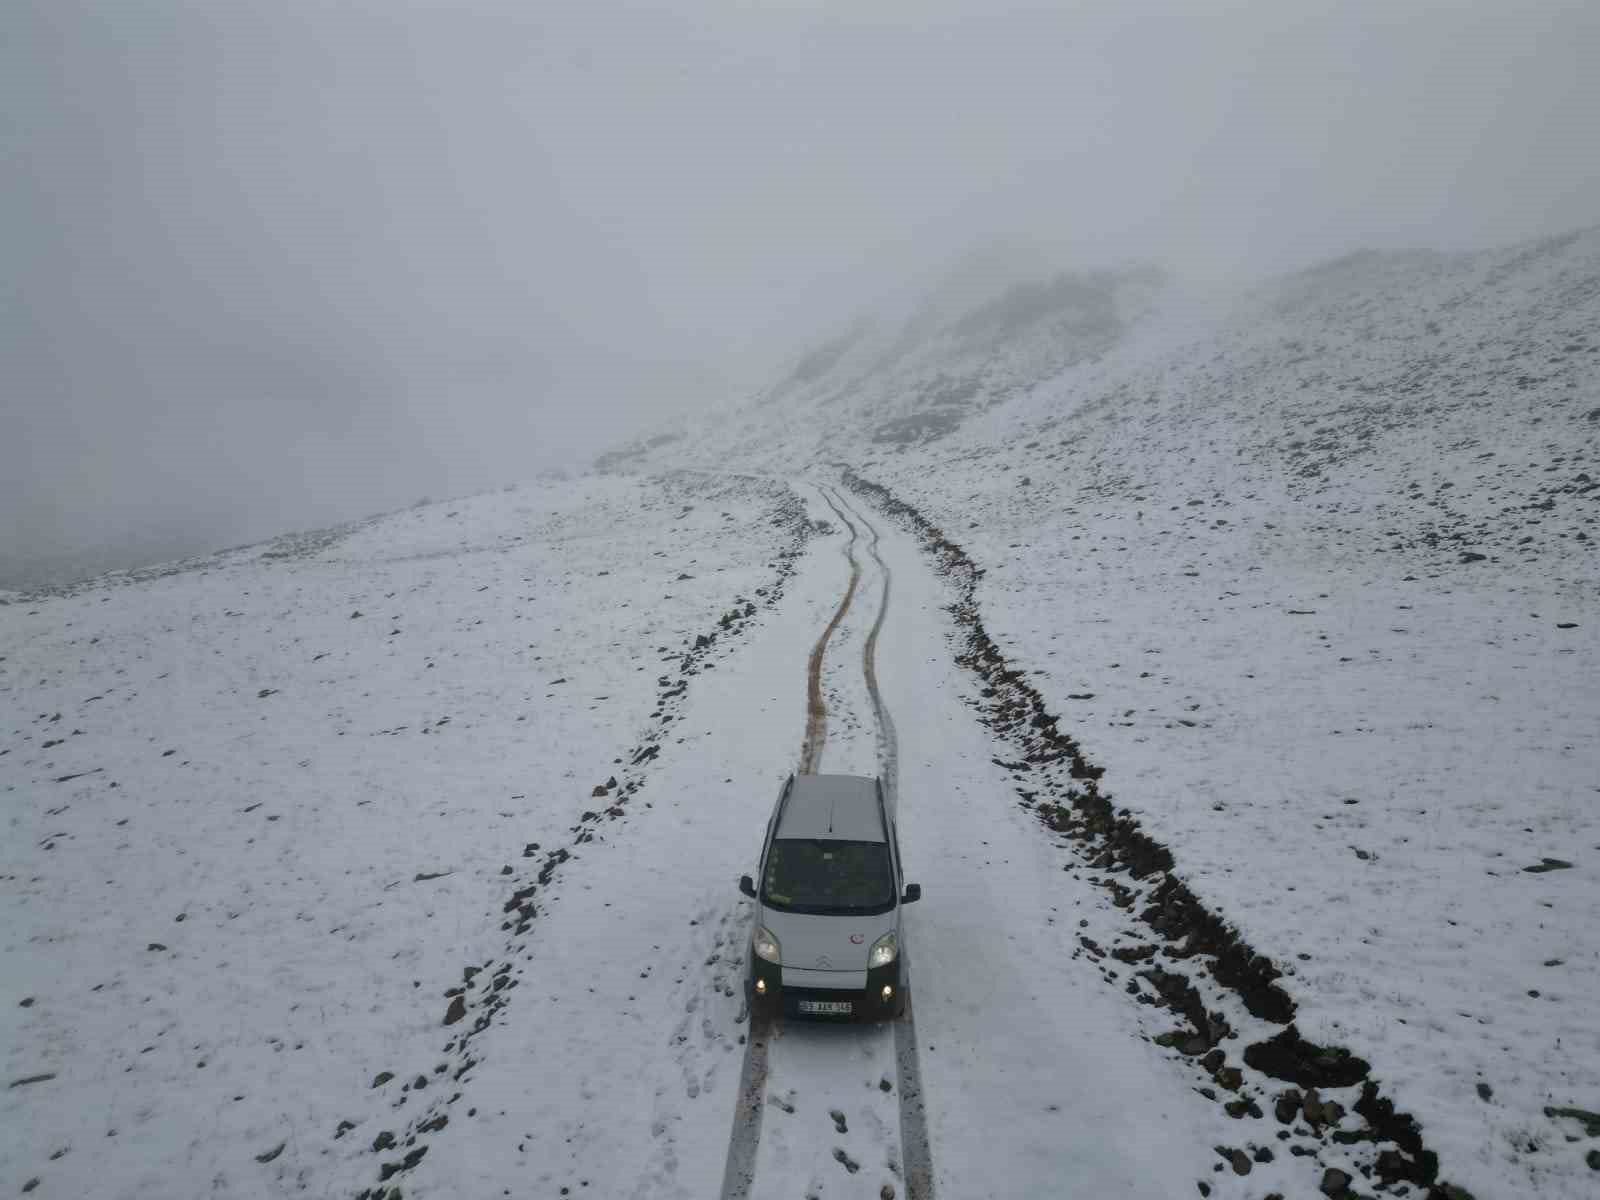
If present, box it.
[4,0,1598,580]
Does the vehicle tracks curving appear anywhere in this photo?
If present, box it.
[721,483,933,1200]
[798,488,862,775]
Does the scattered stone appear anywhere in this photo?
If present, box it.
[1304,1089,1345,1126]
[256,688,278,699]
[1544,1106,1600,1137]
[1586,1149,1600,1171]
[1458,551,1487,563]
[377,1146,427,1181]
[1319,1167,1351,1196]
[371,1072,394,1088]
[830,1109,848,1133]
[1244,1027,1369,1089]
[1274,1089,1304,1124]
[443,995,466,1026]
[372,1131,396,1152]
[878,1077,893,1093]
[1475,1082,1493,1101]
[1253,1146,1274,1163]
[18,997,33,1008]
[22,1180,39,1194]
[254,1141,286,1164]
[1524,857,1574,873]
[832,1147,860,1174]
[1214,1146,1251,1176]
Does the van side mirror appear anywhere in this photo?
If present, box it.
[739,874,757,899]
[901,883,921,904]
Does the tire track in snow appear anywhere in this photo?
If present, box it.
[724,484,865,1200]
[722,485,933,1200]
[832,486,934,1200]
[798,488,862,775]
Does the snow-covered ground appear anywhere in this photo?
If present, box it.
[849,232,1600,1199]
[6,225,1599,1200]
[604,227,1599,1196]
[1,472,812,1197]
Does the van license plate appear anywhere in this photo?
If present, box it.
[798,1000,852,1016]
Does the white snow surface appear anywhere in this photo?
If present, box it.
[619,228,1600,1196]
[1,473,808,1196]
[5,226,1599,1200]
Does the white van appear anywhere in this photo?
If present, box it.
[739,773,920,1020]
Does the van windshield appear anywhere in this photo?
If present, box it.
[762,839,894,915]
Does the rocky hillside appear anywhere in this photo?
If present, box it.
[612,224,1600,1199]
[603,261,1169,469]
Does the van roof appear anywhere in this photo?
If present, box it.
[775,774,885,843]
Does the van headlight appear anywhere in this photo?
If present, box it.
[753,926,781,964]
[868,931,898,968]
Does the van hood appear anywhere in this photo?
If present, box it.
[762,907,895,973]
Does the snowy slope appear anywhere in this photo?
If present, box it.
[612,227,1600,1196]
[6,226,1599,1200]
[597,262,1168,472]
[853,231,1600,1197]
[1,473,813,1197]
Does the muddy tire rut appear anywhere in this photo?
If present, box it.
[798,488,862,774]
[722,484,933,1200]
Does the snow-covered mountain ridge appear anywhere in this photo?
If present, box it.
[629,226,1600,1197]
[4,226,1596,1200]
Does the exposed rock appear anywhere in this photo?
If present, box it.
[1274,1089,1304,1124]
[1318,1167,1351,1196]
[371,1072,393,1088]
[443,995,466,1025]
[378,1146,427,1181]
[1215,1146,1251,1175]
[1244,1027,1369,1089]
[254,1141,286,1164]
[1544,1106,1600,1136]
[1524,857,1574,873]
